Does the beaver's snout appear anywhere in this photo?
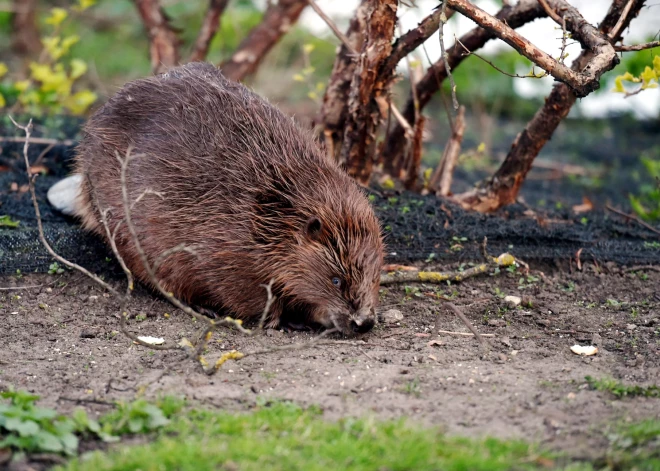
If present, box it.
[348,307,376,334]
[350,317,375,334]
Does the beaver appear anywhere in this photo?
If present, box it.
[47,62,384,336]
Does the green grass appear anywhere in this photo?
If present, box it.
[585,376,660,399]
[59,401,558,471]
[3,389,659,470]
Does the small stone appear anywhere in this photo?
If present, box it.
[626,324,637,331]
[566,392,576,400]
[45,287,53,293]
[88,295,99,303]
[504,295,521,307]
[500,336,512,348]
[381,309,403,324]
[591,333,602,346]
[536,319,551,327]
[488,319,505,327]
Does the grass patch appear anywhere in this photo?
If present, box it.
[59,400,558,471]
[3,389,659,470]
[585,376,660,398]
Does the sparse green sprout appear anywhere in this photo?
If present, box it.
[48,262,65,275]
[0,215,20,228]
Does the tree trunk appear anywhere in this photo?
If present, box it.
[11,0,41,56]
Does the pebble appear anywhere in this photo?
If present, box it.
[88,295,99,303]
[504,295,521,307]
[381,309,404,323]
[626,324,637,331]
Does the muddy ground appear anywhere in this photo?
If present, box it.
[1,265,659,462]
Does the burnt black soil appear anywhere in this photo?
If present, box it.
[2,113,660,274]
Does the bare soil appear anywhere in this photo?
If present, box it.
[1,265,659,461]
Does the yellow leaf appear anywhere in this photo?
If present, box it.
[14,80,31,92]
[422,167,433,186]
[75,0,96,11]
[307,91,318,100]
[0,62,7,79]
[45,8,68,26]
[381,176,395,190]
[613,74,627,93]
[0,93,5,108]
[640,65,658,87]
[477,142,486,153]
[292,73,305,82]
[303,43,315,54]
[42,36,64,60]
[64,89,97,115]
[653,55,660,75]
[61,35,80,54]
[70,59,87,79]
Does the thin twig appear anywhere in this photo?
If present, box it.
[436,330,495,337]
[306,0,358,55]
[9,116,120,298]
[605,204,660,236]
[258,279,276,331]
[456,37,547,79]
[609,0,635,40]
[537,0,562,24]
[0,136,75,146]
[0,285,42,290]
[439,0,458,110]
[445,302,489,351]
[614,40,660,52]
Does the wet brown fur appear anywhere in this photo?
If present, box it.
[73,62,384,335]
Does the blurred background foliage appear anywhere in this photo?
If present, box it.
[0,0,658,216]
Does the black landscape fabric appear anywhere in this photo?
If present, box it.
[1,136,660,275]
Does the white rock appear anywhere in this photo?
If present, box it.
[504,295,522,307]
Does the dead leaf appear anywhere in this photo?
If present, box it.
[573,197,593,214]
[29,165,49,175]
[414,333,430,338]
[427,340,443,347]
[9,182,18,192]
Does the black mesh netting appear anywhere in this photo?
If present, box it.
[2,128,660,275]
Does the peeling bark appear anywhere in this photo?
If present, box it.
[219,0,307,82]
[134,0,181,74]
[339,0,398,183]
[318,0,370,162]
[453,0,646,212]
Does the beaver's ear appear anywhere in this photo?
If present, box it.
[304,216,323,240]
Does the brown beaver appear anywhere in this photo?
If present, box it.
[47,62,384,335]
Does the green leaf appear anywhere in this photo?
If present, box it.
[34,430,63,452]
[128,417,144,434]
[3,418,40,437]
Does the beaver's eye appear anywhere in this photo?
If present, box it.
[331,277,342,288]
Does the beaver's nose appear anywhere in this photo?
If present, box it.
[350,317,375,334]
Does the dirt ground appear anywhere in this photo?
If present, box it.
[1,264,659,462]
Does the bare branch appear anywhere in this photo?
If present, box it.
[306,0,357,55]
[445,0,619,97]
[381,0,546,178]
[133,0,180,74]
[439,1,458,110]
[189,0,230,63]
[615,40,660,51]
[452,0,646,212]
[430,104,465,196]
[220,0,307,82]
